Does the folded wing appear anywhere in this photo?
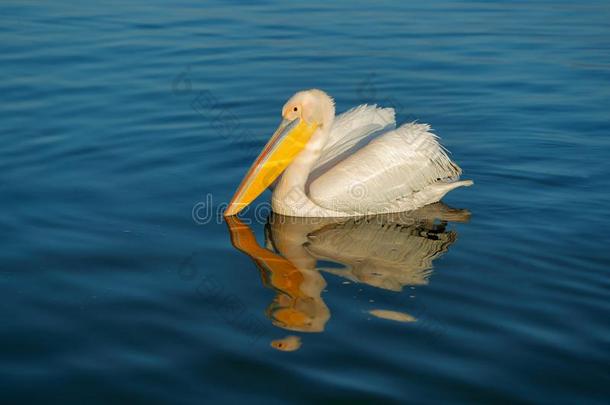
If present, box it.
[309,123,464,214]
[308,105,395,183]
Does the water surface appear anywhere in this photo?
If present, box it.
[1,0,610,403]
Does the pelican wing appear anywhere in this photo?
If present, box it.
[309,123,464,214]
[309,105,395,180]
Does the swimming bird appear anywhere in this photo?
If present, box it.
[225,89,472,217]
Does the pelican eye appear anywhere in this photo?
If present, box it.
[293,107,298,112]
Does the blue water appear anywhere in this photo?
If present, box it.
[2,0,610,403]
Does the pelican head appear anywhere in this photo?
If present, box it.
[225,89,335,216]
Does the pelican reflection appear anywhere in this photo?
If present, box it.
[226,203,470,347]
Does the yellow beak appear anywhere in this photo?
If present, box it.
[224,117,318,216]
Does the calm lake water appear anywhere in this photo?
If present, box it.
[2,0,610,403]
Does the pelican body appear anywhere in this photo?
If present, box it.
[225,89,472,217]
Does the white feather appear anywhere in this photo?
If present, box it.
[310,105,395,178]
[309,122,469,214]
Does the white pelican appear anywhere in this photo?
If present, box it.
[225,89,472,217]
